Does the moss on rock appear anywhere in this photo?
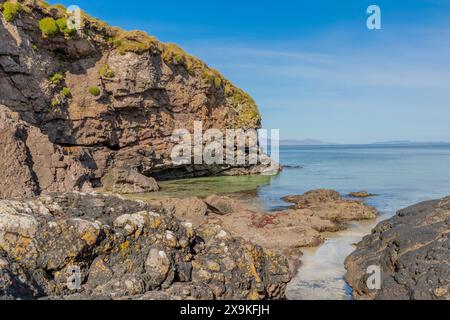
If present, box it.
[39,17,59,37]
[61,87,71,97]
[88,86,101,96]
[48,72,64,84]
[1,1,22,22]
[99,64,115,78]
[55,17,75,37]
[224,80,261,128]
[111,30,159,55]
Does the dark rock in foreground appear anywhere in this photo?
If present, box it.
[0,192,290,300]
[345,196,450,300]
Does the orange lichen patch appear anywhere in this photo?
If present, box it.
[0,233,35,262]
[120,240,130,254]
[248,290,263,300]
[80,229,98,246]
[9,235,33,261]
[148,216,162,229]
[94,258,109,272]
[246,253,262,284]
[62,146,83,155]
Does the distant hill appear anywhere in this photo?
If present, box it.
[279,139,337,146]
[372,140,450,146]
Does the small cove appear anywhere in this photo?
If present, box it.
[127,144,450,299]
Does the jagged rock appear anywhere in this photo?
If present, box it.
[0,192,291,300]
[0,105,92,198]
[0,118,39,198]
[0,252,45,300]
[204,195,247,214]
[147,197,209,227]
[345,196,450,300]
[101,168,159,194]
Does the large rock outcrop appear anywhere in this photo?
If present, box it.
[345,196,450,300]
[0,192,291,300]
[0,0,267,199]
[0,104,92,198]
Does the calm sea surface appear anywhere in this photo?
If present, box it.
[130,144,450,299]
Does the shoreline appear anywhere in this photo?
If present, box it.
[1,183,448,300]
[122,188,379,298]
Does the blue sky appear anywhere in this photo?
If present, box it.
[52,0,450,143]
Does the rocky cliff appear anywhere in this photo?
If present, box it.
[345,196,450,300]
[0,0,264,199]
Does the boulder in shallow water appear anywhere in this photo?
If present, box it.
[283,189,377,221]
[348,191,377,198]
[283,189,341,205]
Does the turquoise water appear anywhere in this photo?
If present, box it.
[138,144,450,213]
[259,144,450,216]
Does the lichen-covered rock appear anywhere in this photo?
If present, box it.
[0,252,45,300]
[0,192,290,300]
[192,224,291,300]
[345,196,450,300]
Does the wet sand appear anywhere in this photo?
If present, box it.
[285,220,376,300]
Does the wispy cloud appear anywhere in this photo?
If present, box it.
[185,24,450,91]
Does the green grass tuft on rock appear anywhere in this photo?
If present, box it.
[51,98,60,108]
[1,1,22,22]
[88,86,101,96]
[55,17,75,37]
[39,17,59,37]
[49,72,64,84]
[99,64,115,78]
[111,30,159,55]
[61,87,71,97]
